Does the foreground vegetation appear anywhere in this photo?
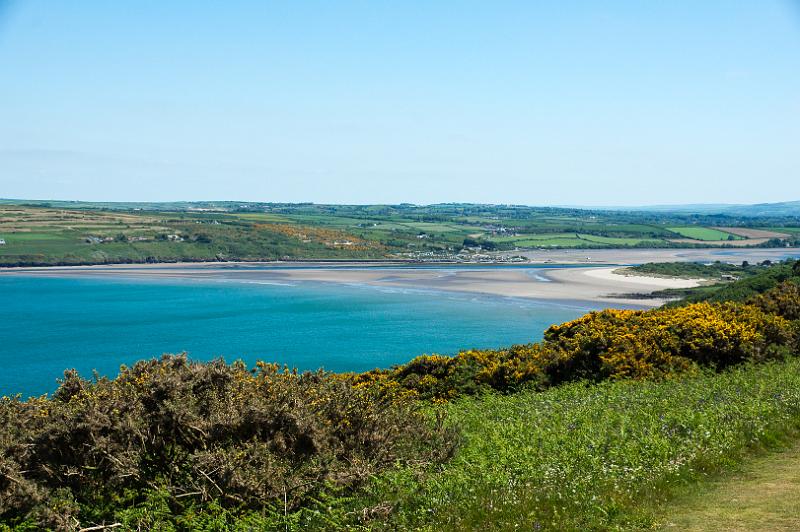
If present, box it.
[1,260,799,530]
[0,360,454,530]
[1,201,798,266]
[4,361,800,530]
[384,360,800,530]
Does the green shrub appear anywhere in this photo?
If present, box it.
[751,280,800,321]
[0,356,455,530]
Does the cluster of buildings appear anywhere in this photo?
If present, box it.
[84,236,114,244]
[84,234,184,243]
[484,225,519,237]
[401,250,529,264]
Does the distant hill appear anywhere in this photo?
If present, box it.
[3,198,800,217]
[721,201,800,217]
[593,201,800,217]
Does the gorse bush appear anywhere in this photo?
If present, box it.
[545,301,794,377]
[356,280,800,399]
[751,279,800,321]
[0,356,455,530]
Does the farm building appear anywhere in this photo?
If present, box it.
[0,238,5,245]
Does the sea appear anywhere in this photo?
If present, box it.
[1,270,603,397]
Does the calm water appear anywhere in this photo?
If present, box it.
[1,274,600,397]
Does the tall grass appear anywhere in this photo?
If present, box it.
[380,359,800,530]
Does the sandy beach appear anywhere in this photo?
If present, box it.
[1,263,704,307]
[4,248,798,307]
[266,265,700,307]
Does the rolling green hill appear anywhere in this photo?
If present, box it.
[1,200,798,266]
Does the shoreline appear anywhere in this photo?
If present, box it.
[2,246,797,271]
[0,262,704,308]
[4,247,797,307]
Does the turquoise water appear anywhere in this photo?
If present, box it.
[1,274,600,397]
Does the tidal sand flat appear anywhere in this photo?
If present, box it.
[3,261,708,306]
[244,265,700,306]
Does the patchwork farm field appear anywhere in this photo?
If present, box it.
[667,226,742,241]
[0,201,798,266]
[716,227,791,239]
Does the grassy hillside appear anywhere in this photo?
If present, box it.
[384,360,800,530]
[1,202,799,266]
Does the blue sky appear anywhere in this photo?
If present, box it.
[1,1,799,205]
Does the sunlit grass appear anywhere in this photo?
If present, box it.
[378,358,800,530]
[667,226,743,241]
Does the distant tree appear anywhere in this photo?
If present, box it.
[793,261,800,276]
[741,261,750,268]
[115,233,128,242]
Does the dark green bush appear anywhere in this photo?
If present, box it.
[0,356,455,530]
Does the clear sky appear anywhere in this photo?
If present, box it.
[1,1,799,206]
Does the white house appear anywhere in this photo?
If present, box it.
[0,238,5,245]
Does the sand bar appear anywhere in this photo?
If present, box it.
[3,248,798,308]
[0,263,700,308]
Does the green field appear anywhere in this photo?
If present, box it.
[491,232,663,248]
[770,226,800,235]
[576,233,663,246]
[667,226,743,241]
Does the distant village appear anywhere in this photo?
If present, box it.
[400,249,530,264]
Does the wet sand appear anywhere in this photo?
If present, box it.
[3,248,797,308]
[0,263,696,307]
